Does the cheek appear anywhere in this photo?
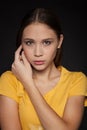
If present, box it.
[46,47,57,58]
[23,48,33,61]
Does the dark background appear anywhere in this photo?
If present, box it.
[0,1,87,130]
[0,0,87,75]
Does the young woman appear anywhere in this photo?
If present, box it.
[0,8,87,130]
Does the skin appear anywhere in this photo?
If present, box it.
[0,23,85,130]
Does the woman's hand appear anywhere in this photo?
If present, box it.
[12,45,33,83]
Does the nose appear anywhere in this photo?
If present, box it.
[34,44,43,57]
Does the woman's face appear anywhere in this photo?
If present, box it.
[21,23,63,71]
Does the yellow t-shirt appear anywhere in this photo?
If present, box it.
[0,66,87,130]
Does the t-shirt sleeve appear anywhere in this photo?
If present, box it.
[0,71,19,102]
[69,72,87,97]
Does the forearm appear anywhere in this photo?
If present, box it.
[0,96,22,130]
[22,81,70,130]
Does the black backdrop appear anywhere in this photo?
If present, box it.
[0,1,87,130]
[0,1,87,75]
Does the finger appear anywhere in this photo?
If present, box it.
[21,51,29,65]
[11,62,15,72]
[15,45,22,61]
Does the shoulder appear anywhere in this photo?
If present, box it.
[0,70,20,87]
[61,66,87,90]
[61,66,87,96]
[0,71,24,102]
[1,70,15,77]
[0,70,17,82]
[61,66,87,81]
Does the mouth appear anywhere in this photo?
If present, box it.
[33,60,45,65]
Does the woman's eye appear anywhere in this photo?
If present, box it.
[43,41,51,45]
[25,41,33,45]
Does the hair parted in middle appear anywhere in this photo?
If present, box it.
[16,8,63,67]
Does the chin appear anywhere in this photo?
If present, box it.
[32,65,47,72]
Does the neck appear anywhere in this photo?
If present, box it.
[33,63,61,81]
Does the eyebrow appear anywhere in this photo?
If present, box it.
[42,38,54,41]
[23,38,34,41]
[23,38,54,41]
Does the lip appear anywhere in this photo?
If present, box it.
[34,60,45,65]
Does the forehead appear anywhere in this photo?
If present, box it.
[22,23,57,39]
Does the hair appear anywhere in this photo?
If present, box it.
[16,8,63,67]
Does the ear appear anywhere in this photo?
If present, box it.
[57,34,64,49]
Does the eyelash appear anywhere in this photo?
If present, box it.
[24,40,52,46]
[25,41,33,45]
[43,41,52,45]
